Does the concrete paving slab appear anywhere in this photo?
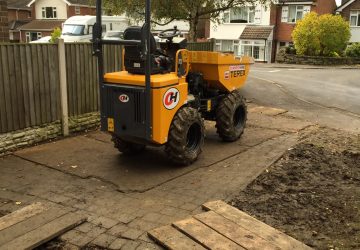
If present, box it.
[13,123,282,192]
[247,113,313,132]
[247,105,287,116]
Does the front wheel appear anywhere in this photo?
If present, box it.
[165,107,205,165]
[216,90,247,142]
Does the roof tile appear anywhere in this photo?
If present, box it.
[240,26,273,40]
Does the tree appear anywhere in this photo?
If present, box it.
[103,0,268,42]
[292,12,350,56]
[50,27,62,43]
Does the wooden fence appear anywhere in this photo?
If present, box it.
[0,41,214,134]
[65,43,122,117]
[0,44,61,133]
[0,43,122,134]
[187,40,215,51]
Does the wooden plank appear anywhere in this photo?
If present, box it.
[76,44,82,115]
[42,44,51,123]
[54,46,61,120]
[37,44,46,124]
[31,44,41,125]
[173,218,244,250]
[2,212,86,250]
[0,202,48,231]
[0,205,71,245]
[0,46,7,132]
[1,46,14,131]
[49,44,59,121]
[203,201,312,250]
[84,44,90,113]
[148,225,206,250]
[19,45,30,128]
[194,211,280,250]
[7,45,19,131]
[93,53,99,111]
[80,44,86,114]
[65,44,73,116]
[13,45,25,130]
[26,45,36,126]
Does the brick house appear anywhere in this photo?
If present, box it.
[19,0,96,42]
[336,0,360,43]
[273,0,337,55]
[7,0,33,42]
[0,0,9,42]
[210,1,275,63]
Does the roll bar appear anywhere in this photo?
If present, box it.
[93,0,153,141]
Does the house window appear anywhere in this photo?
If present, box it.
[350,11,360,26]
[25,32,42,42]
[288,5,303,23]
[240,40,266,61]
[223,7,255,24]
[215,40,241,55]
[75,6,81,15]
[42,7,57,19]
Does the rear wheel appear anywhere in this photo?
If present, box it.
[112,135,146,155]
[216,90,247,142]
[165,107,205,165]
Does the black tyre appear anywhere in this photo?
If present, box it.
[216,90,247,142]
[112,135,146,155]
[165,107,205,165]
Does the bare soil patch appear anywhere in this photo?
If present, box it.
[230,127,360,250]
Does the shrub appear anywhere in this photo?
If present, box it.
[345,43,360,58]
[292,13,350,56]
[285,45,296,55]
[292,12,320,56]
[318,14,350,56]
[50,28,62,43]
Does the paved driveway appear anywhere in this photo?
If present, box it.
[0,105,311,249]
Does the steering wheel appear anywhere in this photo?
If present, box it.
[158,26,181,39]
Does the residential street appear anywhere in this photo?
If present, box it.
[243,64,360,133]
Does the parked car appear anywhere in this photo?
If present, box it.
[61,15,130,42]
[103,31,124,41]
[29,36,51,43]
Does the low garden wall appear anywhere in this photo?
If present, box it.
[276,53,360,65]
[0,112,100,156]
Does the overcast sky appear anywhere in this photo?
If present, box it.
[336,0,341,6]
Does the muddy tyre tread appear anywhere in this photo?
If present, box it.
[112,135,145,154]
[216,90,247,142]
[165,107,205,166]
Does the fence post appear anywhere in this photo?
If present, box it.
[58,38,69,136]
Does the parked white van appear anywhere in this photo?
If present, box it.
[61,15,130,42]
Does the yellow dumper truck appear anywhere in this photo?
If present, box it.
[92,0,252,165]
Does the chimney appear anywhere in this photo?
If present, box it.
[0,0,9,42]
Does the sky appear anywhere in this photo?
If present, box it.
[336,0,341,6]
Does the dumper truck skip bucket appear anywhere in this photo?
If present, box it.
[186,51,253,92]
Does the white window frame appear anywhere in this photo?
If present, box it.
[223,7,255,24]
[350,10,360,27]
[25,32,42,42]
[288,5,304,23]
[75,6,81,15]
[215,40,241,55]
[42,7,57,19]
[240,40,266,61]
